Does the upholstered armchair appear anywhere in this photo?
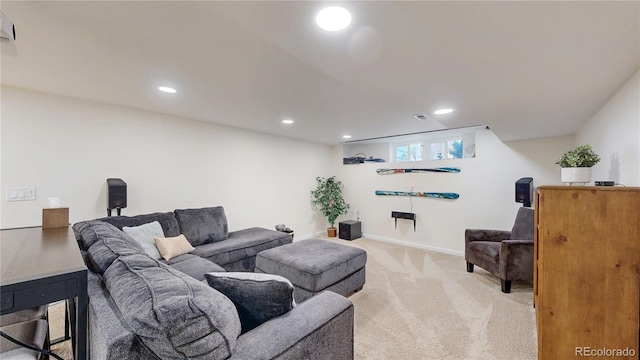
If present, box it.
[465,207,534,293]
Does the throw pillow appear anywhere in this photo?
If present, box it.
[123,221,165,260]
[204,272,296,333]
[174,207,229,246]
[155,234,195,261]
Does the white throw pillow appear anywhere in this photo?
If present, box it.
[122,221,165,260]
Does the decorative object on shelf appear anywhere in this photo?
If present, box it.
[375,190,459,199]
[311,176,350,237]
[555,144,600,185]
[275,224,294,239]
[376,167,460,175]
[343,153,385,164]
[464,144,476,158]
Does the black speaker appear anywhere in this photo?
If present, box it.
[339,220,361,240]
[515,177,533,207]
[107,178,127,216]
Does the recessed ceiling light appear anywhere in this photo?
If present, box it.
[282,119,294,124]
[158,86,177,94]
[434,108,454,115]
[343,135,352,139]
[316,7,351,31]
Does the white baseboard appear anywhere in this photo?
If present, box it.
[292,231,326,241]
[290,232,464,257]
[361,234,464,257]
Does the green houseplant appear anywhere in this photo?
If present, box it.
[311,176,350,237]
[555,145,601,184]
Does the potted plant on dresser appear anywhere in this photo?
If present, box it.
[555,144,601,185]
[311,176,350,237]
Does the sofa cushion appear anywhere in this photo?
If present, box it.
[73,220,133,251]
[123,221,165,260]
[103,254,241,360]
[160,254,226,281]
[174,207,229,246]
[155,234,195,261]
[191,227,292,270]
[85,223,145,274]
[205,272,295,334]
[98,212,181,237]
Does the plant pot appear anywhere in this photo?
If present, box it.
[327,227,337,237]
[561,167,592,185]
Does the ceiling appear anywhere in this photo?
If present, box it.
[1,1,638,145]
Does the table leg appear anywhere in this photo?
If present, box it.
[68,297,76,355]
[76,271,88,360]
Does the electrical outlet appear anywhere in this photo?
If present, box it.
[6,187,36,201]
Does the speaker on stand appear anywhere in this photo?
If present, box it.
[107,178,127,216]
[515,177,533,207]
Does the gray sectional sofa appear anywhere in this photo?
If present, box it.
[73,206,355,360]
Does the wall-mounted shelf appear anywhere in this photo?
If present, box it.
[392,211,416,231]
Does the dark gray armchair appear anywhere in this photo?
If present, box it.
[465,207,534,293]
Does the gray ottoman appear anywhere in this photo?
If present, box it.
[255,239,367,302]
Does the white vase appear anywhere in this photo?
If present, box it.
[561,167,592,185]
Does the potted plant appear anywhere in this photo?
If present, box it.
[555,144,601,185]
[310,176,350,237]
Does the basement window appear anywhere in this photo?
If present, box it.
[341,127,479,164]
[430,139,464,160]
[393,142,423,162]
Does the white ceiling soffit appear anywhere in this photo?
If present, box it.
[1,1,638,145]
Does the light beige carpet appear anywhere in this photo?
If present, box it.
[48,301,73,360]
[48,236,537,360]
[335,236,537,360]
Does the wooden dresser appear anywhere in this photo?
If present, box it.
[534,186,640,360]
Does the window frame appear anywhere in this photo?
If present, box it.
[392,141,424,162]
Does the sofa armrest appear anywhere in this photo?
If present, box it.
[230,291,354,360]
[465,229,511,246]
[86,272,160,360]
[498,240,535,280]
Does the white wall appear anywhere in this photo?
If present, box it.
[333,128,573,255]
[5,75,633,255]
[1,87,333,237]
[576,70,640,187]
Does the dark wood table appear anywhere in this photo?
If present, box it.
[1,226,88,360]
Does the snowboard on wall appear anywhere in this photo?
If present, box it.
[375,190,460,200]
[376,167,460,175]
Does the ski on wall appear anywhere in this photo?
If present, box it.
[375,190,460,200]
[376,167,460,175]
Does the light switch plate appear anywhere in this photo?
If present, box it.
[6,187,36,201]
